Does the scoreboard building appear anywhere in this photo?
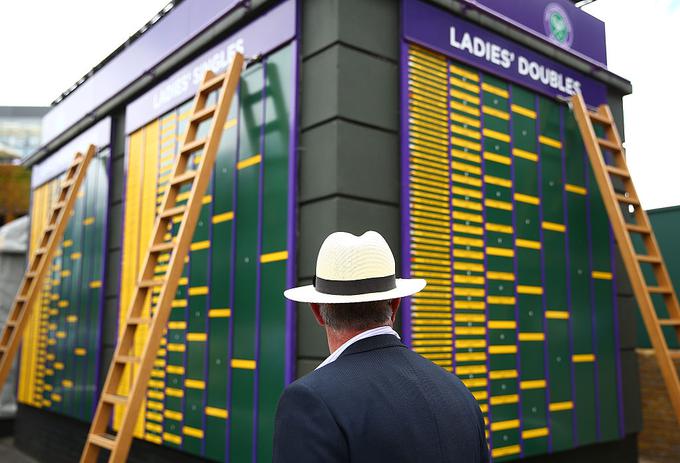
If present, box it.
[17,0,642,462]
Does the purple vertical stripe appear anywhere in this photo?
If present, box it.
[201,153,217,456]
[583,147,602,440]
[178,117,190,451]
[535,95,553,451]
[284,38,300,386]
[225,81,242,462]
[478,70,494,453]
[609,224,626,437]
[399,41,413,348]
[507,84,525,457]
[559,106,579,446]
[251,63,267,463]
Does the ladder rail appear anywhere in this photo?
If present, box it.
[571,92,680,424]
[81,52,244,463]
[0,145,96,390]
[600,103,680,323]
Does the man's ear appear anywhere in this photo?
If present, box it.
[309,303,325,327]
[389,298,401,324]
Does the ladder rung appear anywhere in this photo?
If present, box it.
[25,272,37,279]
[589,111,610,124]
[127,317,152,325]
[625,223,650,234]
[102,393,128,405]
[597,138,621,151]
[637,254,661,264]
[34,247,46,256]
[605,165,630,178]
[138,279,165,288]
[5,321,16,328]
[191,105,216,124]
[615,194,639,205]
[150,242,175,253]
[88,433,116,450]
[115,355,141,364]
[170,170,197,186]
[53,201,66,210]
[659,319,680,326]
[160,205,187,219]
[648,286,672,294]
[15,295,27,303]
[180,138,206,155]
[45,224,56,233]
[61,179,76,189]
[200,74,225,93]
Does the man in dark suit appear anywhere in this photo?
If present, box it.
[275,231,489,462]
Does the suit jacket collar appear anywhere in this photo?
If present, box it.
[338,333,406,359]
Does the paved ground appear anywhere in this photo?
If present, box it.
[0,437,36,463]
[0,437,664,463]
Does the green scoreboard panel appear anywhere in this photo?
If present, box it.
[119,44,294,462]
[19,150,109,421]
[402,44,623,461]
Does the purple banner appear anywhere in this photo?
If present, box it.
[31,118,111,189]
[42,0,246,145]
[125,0,295,133]
[403,0,607,106]
[465,0,607,66]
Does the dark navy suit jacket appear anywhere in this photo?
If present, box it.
[273,334,489,462]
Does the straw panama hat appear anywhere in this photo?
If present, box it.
[284,231,427,304]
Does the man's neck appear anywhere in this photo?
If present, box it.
[325,324,391,354]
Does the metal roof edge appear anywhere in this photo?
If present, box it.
[23,1,274,168]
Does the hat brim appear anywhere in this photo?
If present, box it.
[283,278,427,304]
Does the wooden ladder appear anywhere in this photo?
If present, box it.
[571,91,680,425]
[0,145,96,391]
[80,52,244,463]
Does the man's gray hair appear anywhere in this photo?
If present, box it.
[319,299,392,332]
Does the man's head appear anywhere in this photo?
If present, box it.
[309,298,401,333]
[283,231,425,349]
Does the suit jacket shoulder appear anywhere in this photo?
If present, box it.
[273,334,489,463]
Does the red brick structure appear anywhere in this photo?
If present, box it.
[637,350,680,462]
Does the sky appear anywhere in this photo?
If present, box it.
[582,0,680,209]
[0,0,678,209]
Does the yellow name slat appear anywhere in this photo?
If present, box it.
[565,183,587,195]
[511,104,537,119]
[520,379,546,390]
[519,332,545,341]
[545,310,570,319]
[205,406,229,419]
[542,221,566,232]
[539,135,562,149]
[592,271,613,280]
[523,427,549,439]
[482,128,510,143]
[481,82,509,98]
[232,359,256,370]
[237,154,262,170]
[549,401,574,412]
[516,239,541,250]
[512,147,538,162]
[212,211,234,224]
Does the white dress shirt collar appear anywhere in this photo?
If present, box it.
[315,325,400,370]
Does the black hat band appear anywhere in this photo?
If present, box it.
[313,274,397,296]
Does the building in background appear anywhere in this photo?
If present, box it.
[0,106,48,225]
[14,1,653,462]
